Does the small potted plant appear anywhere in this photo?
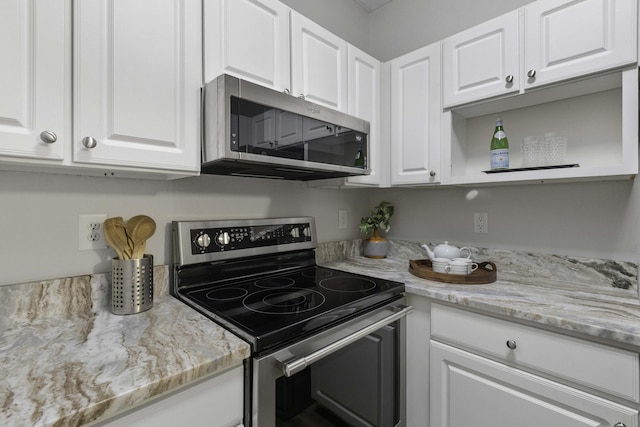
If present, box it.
[359,201,394,258]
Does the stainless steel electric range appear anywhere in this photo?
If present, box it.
[171,217,411,427]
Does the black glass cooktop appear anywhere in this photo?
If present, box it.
[182,266,404,354]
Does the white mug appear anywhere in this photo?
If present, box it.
[431,257,450,273]
[452,258,479,274]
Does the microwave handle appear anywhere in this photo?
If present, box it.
[281,305,413,377]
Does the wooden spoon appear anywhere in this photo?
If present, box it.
[125,215,156,259]
[104,217,131,260]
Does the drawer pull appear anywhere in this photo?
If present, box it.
[506,340,517,350]
[614,423,626,427]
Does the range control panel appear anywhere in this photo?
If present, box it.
[190,222,312,254]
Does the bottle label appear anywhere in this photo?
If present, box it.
[491,149,509,169]
[494,130,506,139]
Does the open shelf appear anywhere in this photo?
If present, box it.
[441,68,638,186]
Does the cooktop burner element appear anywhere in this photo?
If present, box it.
[243,287,326,315]
[171,217,405,355]
[319,276,377,293]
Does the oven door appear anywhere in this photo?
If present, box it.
[249,300,412,427]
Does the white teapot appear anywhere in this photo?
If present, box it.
[421,241,471,260]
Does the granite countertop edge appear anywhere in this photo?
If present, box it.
[319,255,640,350]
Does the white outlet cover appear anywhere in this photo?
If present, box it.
[78,214,108,250]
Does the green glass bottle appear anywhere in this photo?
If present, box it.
[490,117,509,170]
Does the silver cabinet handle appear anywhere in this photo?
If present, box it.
[506,340,517,350]
[429,170,436,177]
[82,136,97,149]
[505,75,514,83]
[40,130,57,144]
[614,423,626,427]
[281,305,413,377]
[527,69,536,78]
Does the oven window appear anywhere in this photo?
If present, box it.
[274,324,398,427]
[230,97,367,169]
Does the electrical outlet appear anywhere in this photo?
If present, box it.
[338,209,348,229]
[474,212,488,233]
[78,214,108,250]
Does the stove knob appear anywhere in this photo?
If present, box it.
[217,231,231,246]
[196,233,211,249]
[302,227,311,238]
[290,228,300,238]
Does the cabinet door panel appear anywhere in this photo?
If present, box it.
[74,0,200,171]
[346,45,382,186]
[442,11,519,108]
[431,341,638,427]
[291,12,348,112]
[0,0,67,161]
[390,43,441,185]
[204,0,290,91]
[524,0,637,88]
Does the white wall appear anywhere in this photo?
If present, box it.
[0,171,370,286]
[369,0,532,61]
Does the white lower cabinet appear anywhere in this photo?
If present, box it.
[430,341,638,427]
[428,303,640,427]
[97,366,244,427]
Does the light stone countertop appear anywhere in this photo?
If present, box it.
[3,240,640,426]
[317,240,640,350]
[0,266,250,427]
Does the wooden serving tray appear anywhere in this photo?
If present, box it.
[409,259,497,285]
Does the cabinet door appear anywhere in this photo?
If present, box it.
[346,45,383,186]
[524,0,637,89]
[430,341,638,427]
[442,10,520,108]
[204,0,290,92]
[74,0,201,172]
[390,43,441,185]
[291,12,348,112]
[0,0,68,162]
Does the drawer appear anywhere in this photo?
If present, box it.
[431,303,640,402]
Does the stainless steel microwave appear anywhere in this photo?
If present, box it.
[202,74,370,180]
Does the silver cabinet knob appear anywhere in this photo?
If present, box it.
[506,340,517,350]
[82,136,97,149]
[429,170,436,177]
[283,88,290,95]
[527,69,537,78]
[614,423,626,427]
[505,75,514,83]
[298,94,305,100]
[40,130,57,144]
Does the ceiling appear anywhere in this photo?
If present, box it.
[352,0,392,12]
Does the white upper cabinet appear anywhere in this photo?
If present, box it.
[74,0,201,173]
[443,10,520,109]
[204,0,290,91]
[390,43,441,186]
[524,0,637,89]
[345,45,383,186]
[444,0,637,109]
[291,11,348,112]
[0,0,69,162]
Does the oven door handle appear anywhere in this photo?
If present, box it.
[281,304,413,377]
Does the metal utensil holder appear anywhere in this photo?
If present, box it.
[111,254,153,315]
